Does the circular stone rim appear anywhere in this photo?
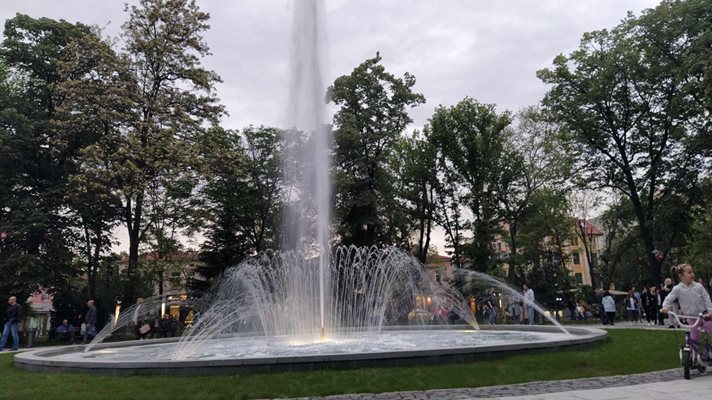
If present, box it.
[14,325,606,376]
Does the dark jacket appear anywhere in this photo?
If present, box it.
[85,305,97,326]
[5,303,23,324]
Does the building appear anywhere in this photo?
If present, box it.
[568,219,604,287]
[488,218,604,287]
[117,251,204,320]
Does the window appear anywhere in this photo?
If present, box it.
[573,252,580,264]
[575,273,583,284]
[435,272,442,283]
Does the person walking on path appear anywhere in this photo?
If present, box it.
[24,298,39,348]
[626,289,640,323]
[523,283,536,325]
[601,291,616,325]
[83,299,97,344]
[0,296,23,351]
[661,264,712,342]
[645,286,660,326]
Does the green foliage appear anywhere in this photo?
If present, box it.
[329,53,425,247]
[391,131,438,262]
[195,126,283,291]
[0,15,92,299]
[516,188,576,307]
[537,0,710,284]
[427,98,511,273]
[497,107,572,281]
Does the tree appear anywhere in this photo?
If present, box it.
[392,131,438,262]
[427,98,511,273]
[0,15,92,300]
[518,188,576,308]
[496,107,571,281]
[112,0,224,302]
[196,126,283,291]
[537,1,709,284]
[329,53,425,247]
[53,30,134,300]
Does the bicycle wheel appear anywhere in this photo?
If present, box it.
[682,348,692,379]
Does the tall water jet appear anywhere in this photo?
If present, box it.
[283,0,330,337]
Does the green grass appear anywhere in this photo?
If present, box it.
[0,329,682,400]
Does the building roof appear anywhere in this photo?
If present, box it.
[578,219,603,236]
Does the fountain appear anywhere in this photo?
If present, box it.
[14,0,605,376]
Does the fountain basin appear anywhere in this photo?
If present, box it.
[15,325,606,376]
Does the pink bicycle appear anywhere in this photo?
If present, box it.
[668,311,712,379]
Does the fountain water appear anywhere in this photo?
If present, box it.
[172,246,477,360]
[282,0,331,338]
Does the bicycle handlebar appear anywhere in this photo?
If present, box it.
[666,311,708,330]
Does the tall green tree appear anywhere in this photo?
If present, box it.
[196,126,283,291]
[52,30,134,300]
[537,1,709,284]
[114,0,223,302]
[496,107,571,281]
[427,98,511,273]
[518,188,575,308]
[328,53,425,247]
[0,15,93,299]
[392,131,438,262]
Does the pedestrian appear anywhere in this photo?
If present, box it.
[645,286,659,326]
[660,278,674,325]
[507,294,521,324]
[523,283,536,325]
[601,291,616,325]
[83,299,97,344]
[24,299,39,348]
[626,289,639,323]
[0,296,23,351]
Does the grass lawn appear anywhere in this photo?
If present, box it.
[0,329,682,400]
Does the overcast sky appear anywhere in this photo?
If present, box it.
[1,0,662,253]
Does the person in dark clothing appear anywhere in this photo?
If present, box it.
[645,286,660,325]
[660,277,675,326]
[83,299,98,344]
[56,319,75,342]
[0,296,23,351]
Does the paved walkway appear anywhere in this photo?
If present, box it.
[263,368,712,399]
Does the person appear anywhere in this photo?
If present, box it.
[83,299,97,344]
[645,286,659,326]
[661,264,712,342]
[482,288,497,325]
[0,296,23,351]
[159,314,177,337]
[601,291,616,325]
[507,294,521,324]
[24,299,39,348]
[659,278,673,326]
[523,283,536,325]
[626,289,639,323]
[56,319,75,342]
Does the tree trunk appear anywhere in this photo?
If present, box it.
[507,223,518,282]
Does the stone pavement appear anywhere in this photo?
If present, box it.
[266,368,709,400]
